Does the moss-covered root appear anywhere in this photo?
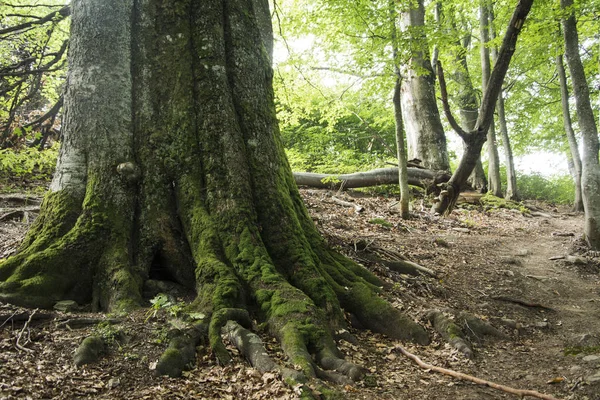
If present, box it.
[223,320,277,373]
[341,282,430,345]
[315,339,365,382]
[458,312,508,340]
[156,323,208,378]
[426,310,473,359]
[74,336,105,367]
[208,308,252,365]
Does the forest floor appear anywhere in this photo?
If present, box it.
[1,186,600,400]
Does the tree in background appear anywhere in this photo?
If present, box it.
[0,1,69,149]
[399,0,450,171]
[434,0,534,214]
[0,0,429,390]
[556,52,583,211]
[560,0,600,248]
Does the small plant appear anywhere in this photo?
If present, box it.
[95,321,122,346]
[145,293,174,321]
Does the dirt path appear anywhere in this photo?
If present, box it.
[1,191,599,399]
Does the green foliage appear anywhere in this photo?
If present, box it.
[0,0,69,147]
[0,143,57,181]
[517,172,575,204]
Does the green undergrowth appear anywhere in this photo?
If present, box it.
[480,193,529,214]
[0,144,57,193]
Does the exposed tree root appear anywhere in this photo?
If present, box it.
[395,344,562,400]
[156,322,207,378]
[426,310,473,358]
[492,296,555,311]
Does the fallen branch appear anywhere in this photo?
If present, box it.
[0,207,40,222]
[15,309,37,353]
[293,167,450,193]
[383,259,438,278]
[395,344,561,400]
[331,196,364,213]
[1,310,55,326]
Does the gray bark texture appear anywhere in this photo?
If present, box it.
[556,53,583,211]
[561,0,600,248]
[447,12,487,193]
[399,0,450,172]
[434,0,534,214]
[488,3,518,201]
[480,1,502,197]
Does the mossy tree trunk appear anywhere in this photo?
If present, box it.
[0,0,429,383]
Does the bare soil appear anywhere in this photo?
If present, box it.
[1,188,599,400]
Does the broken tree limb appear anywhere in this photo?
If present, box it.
[395,344,561,400]
[383,259,438,278]
[293,167,450,194]
[331,196,364,213]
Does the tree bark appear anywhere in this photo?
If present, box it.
[399,0,450,171]
[488,3,518,201]
[446,9,487,192]
[480,1,502,197]
[556,53,583,212]
[390,1,409,219]
[434,0,534,214]
[0,0,429,387]
[561,0,600,248]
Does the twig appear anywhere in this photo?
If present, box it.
[395,344,561,400]
[15,309,37,353]
[0,310,20,328]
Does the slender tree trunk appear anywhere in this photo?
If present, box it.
[561,0,600,248]
[480,1,502,197]
[394,78,410,219]
[556,53,584,211]
[0,0,429,387]
[488,2,518,201]
[400,0,450,171]
[391,1,409,219]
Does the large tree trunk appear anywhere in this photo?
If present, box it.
[556,53,583,212]
[0,0,429,387]
[480,1,502,197]
[561,0,600,248]
[400,0,450,171]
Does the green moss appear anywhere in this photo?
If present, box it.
[368,218,394,228]
[480,193,528,214]
[564,346,600,356]
[156,348,185,377]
